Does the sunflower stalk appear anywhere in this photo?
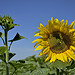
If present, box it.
[5,30,9,75]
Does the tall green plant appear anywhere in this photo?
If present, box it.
[0,15,27,75]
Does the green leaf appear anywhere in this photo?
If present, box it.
[8,33,27,42]
[31,68,54,75]
[17,60,25,63]
[0,54,6,62]
[9,52,16,60]
[25,55,36,61]
[49,60,72,70]
[25,71,31,75]
[66,68,75,75]
[9,61,31,70]
[67,60,75,70]
[0,46,7,55]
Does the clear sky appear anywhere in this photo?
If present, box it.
[0,0,75,60]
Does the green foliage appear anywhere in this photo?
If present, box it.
[0,55,75,75]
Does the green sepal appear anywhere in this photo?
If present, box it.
[8,33,27,42]
[34,31,40,34]
[0,16,20,31]
[0,32,4,38]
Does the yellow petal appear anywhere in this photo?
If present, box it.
[48,20,53,33]
[45,23,50,33]
[40,33,48,38]
[56,54,65,62]
[45,23,48,29]
[68,57,71,62]
[62,53,68,62]
[49,53,56,63]
[43,47,49,53]
[40,31,45,34]
[35,45,43,51]
[65,51,71,62]
[60,26,64,32]
[63,28,68,34]
[60,24,68,33]
[60,19,64,25]
[37,24,49,34]
[39,47,50,56]
[66,50,75,60]
[48,19,52,25]
[44,50,52,62]
[70,46,75,51]
[69,29,75,33]
[51,17,53,24]
[40,23,45,28]
[73,32,75,36]
[68,21,75,29]
[34,42,39,48]
[64,20,68,26]
[70,21,75,29]
[34,33,41,37]
[40,41,49,46]
[40,23,48,30]
[40,23,46,31]
[54,25,60,31]
[54,18,59,24]
[32,38,42,43]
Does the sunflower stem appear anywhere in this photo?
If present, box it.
[56,68,59,75]
[5,30,9,75]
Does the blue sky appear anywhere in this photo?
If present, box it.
[0,0,75,60]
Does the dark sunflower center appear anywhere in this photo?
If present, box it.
[48,31,71,53]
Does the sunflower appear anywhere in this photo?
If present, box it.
[32,17,75,63]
